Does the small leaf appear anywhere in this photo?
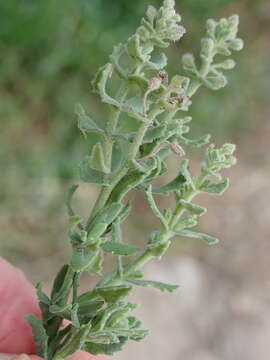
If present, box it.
[84,336,127,355]
[180,133,211,147]
[126,34,147,62]
[66,184,79,217]
[153,171,186,195]
[88,223,108,239]
[95,285,132,303]
[86,249,104,275]
[50,303,72,314]
[90,142,110,174]
[78,299,104,319]
[54,323,92,360]
[111,328,149,341]
[75,104,101,135]
[70,248,96,272]
[145,53,167,70]
[87,202,123,232]
[71,304,80,328]
[175,229,219,245]
[145,185,168,229]
[36,283,50,305]
[51,264,73,302]
[87,330,120,344]
[127,279,179,293]
[25,315,48,358]
[181,159,196,190]
[143,124,166,143]
[111,136,128,172]
[108,171,147,203]
[117,201,132,224]
[92,63,120,108]
[80,157,109,185]
[102,242,139,256]
[200,178,229,195]
[179,199,206,216]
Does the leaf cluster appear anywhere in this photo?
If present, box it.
[27,1,243,359]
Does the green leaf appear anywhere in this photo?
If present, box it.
[36,282,50,305]
[25,315,48,358]
[92,63,120,108]
[90,142,110,174]
[126,34,147,62]
[95,285,132,303]
[153,171,186,195]
[51,264,73,302]
[79,157,109,185]
[85,336,127,355]
[174,215,198,231]
[111,137,128,172]
[54,323,92,360]
[88,223,107,239]
[200,178,229,195]
[180,133,211,147]
[117,201,132,224]
[110,328,149,341]
[143,124,166,143]
[175,229,219,245]
[181,159,196,190]
[87,330,119,344]
[179,199,206,216]
[127,279,179,293]
[108,171,147,203]
[87,202,123,233]
[145,185,168,229]
[50,303,72,314]
[66,184,79,217]
[78,299,104,319]
[102,242,139,256]
[86,249,104,275]
[70,248,98,272]
[145,53,167,70]
[75,103,101,135]
[71,304,80,328]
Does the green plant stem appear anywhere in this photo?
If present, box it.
[86,165,129,227]
[128,123,148,160]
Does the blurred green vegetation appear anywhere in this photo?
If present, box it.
[0,0,269,265]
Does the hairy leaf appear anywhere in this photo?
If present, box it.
[175,229,219,245]
[102,242,139,256]
[127,279,179,293]
[25,316,48,358]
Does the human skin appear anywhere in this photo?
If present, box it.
[0,258,102,360]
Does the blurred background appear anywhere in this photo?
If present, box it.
[0,0,270,359]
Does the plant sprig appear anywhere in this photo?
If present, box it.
[27,1,243,358]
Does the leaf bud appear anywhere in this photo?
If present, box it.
[137,26,149,39]
[200,37,215,58]
[170,25,186,41]
[146,5,157,22]
[182,53,196,72]
[221,143,236,155]
[206,19,216,37]
[228,38,244,51]
[228,14,239,35]
[215,59,236,69]
[163,0,175,8]
[204,73,227,90]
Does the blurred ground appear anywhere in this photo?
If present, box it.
[1,0,270,359]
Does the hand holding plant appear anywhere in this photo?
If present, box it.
[25,0,243,359]
[0,258,99,360]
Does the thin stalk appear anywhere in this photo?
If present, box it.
[86,165,129,227]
